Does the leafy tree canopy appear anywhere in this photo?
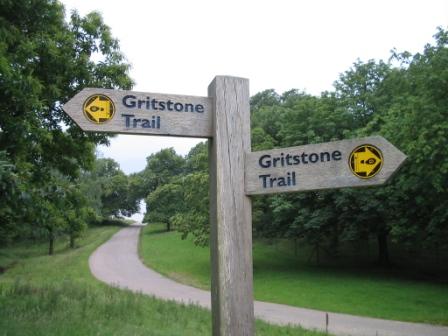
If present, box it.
[0,0,133,245]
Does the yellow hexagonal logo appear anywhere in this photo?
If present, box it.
[83,94,115,124]
[349,144,383,179]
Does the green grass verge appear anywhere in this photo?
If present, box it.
[139,223,448,325]
[0,226,119,286]
[0,225,325,336]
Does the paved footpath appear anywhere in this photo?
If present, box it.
[89,225,448,336]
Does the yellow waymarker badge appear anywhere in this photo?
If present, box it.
[349,144,383,179]
[83,94,115,124]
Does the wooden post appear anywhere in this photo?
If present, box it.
[208,76,254,335]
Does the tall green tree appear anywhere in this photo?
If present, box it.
[0,0,133,242]
[139,148,185,196]
[377,28,448,254]
[333,59,392,129]
[142,143,210,244]
[63,182,93,248]
[0,152,23,244]
[82,158,139,218]
[172,142,210,245]
[330,29,448,265]
[138,148,185,220]
[32,172,69,255]
[144,183,184,232]
[248,30,448,266]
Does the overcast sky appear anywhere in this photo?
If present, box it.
[62,0,447,175]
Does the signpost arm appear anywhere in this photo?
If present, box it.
[208,76,254,335]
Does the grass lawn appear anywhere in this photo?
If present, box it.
[0,224,325,336]
[139,223,448,325]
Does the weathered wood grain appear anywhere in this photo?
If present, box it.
[245,136,407,195]
[208,76,254,336]
[63,88,212,138]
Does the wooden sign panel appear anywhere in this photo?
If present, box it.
[245,136,406,195]
[63,88,212,138]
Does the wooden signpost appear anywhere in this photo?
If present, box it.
[208,77,253,335]
[63,76,406,336]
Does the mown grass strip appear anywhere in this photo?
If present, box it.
[139,223,448,325]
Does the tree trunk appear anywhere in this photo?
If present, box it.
[317,243,320,264]
[167,221,171,232]
[70,234,75,249]
[49,229,54,256]
[314,242,320,265]
[331,222,340,258]
[377,231,390,266]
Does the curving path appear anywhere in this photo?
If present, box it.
[89,225,448,336]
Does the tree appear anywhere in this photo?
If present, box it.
[377,28,448,255]
[184,141,208,173]
[171,172,209,246]
[82,158,139,219]
[0,152,23,245]
[333,59,392,128]
[330,29,448,265]
[246,32,448,266]
[64,183,93,248]
[0,0,133,242]
[32,173,69,255]
[144,183,184,232]
[172,143,210,245]
[251,90,283,144]
[141,142,210,244]
[138,148,185,221]
[140,148,185,194]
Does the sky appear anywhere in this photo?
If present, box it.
[62,0,447,175]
